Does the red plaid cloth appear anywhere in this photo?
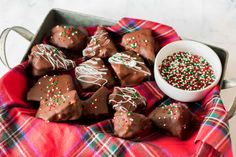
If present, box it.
[0,18,233,157]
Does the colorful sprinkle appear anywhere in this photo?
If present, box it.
[159,51,215,90]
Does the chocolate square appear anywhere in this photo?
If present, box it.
[109,87,146,113]
[36,90,82,122]
[83,26,117,58]
[82,86,109,119]
[148,102,194,140]
[28,44,75,76]
[113,111,151,139]
[108,51,151,86]
[75,57,115,91]
[121,29,158,64]
[27,74,75,101]
[50,25,88,50]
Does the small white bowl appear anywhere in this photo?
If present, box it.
[154,40,222,102]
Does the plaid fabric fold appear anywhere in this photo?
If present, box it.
[0,18,233,157]
[195,86,232,156]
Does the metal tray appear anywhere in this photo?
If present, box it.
[0,8,235,119]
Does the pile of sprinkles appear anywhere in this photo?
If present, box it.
[159,51,215,90]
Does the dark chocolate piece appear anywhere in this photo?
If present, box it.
[36,90,82,122]
[148,102,194,140]
[82,86,109,119]
[82,26,117,58]
[27,74,75,101]
[108,51,151,86]
[121,29,158,63]
[50,25,88,50]
[113,111,152,139]
[75,57,115,91]
[28,44,75,76]
[109,87,146,113]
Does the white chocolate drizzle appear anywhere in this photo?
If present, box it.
[34,44,75,70]
[108,53,151,75]
[82,29,110,57]
[109,87,146,112]
[75,58,108,86]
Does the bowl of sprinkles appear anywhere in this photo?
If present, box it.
[154,40,222,102]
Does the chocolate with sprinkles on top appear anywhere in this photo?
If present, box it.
[159,51,216,90]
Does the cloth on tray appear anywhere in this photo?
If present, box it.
[0,18,233,157]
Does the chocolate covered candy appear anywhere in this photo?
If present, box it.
[83,26,117,58]
[148,102,194,140]
[50,25,88,50]
[82,86,110,119]
[113,111,152,139]
[108,51,151,86]
[27,74,75,101]
[75,57,115,91]
[28,44,75,76]
[36,90,82,122]
[109,87,146,113]
[121,29,158,63]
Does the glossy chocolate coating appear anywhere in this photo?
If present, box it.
[148,102,194,140]
[121,29,158,64]
[75,57,115,92]
[113,111,152,139]
[83,26,117,58]
[27,74,75,101]
[28,44,75,76]
[108,51,151,86]
[109,87,146,113]
[36,90,82,122]
[50,25,88,51]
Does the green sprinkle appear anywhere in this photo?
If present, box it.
[130,43,137,49]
